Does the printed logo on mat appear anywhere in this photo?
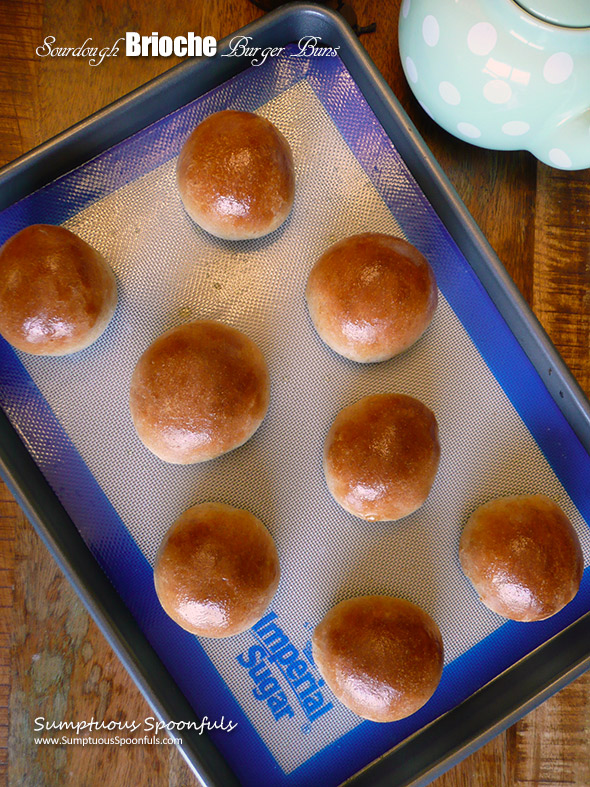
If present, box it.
[236,612,333,731]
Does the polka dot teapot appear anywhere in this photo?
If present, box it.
[398,0,590,169]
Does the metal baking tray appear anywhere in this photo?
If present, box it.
[1,4,589,786]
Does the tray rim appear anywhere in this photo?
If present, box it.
[0,3,589,786]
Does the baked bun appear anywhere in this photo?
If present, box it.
[0,224,117,355]
[129,320,269,464]
[154,502,280,638]
[459,494,583,622]
[306,233,437,362]
[176,110,295,240]
[312,596,443,722]
[324,393,440,521]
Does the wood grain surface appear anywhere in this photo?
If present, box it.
[0,1,589,785]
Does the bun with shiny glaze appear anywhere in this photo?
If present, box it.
[129,320,269,464]
[177,110,295,240]
[460,494,583,621]
[154,502,280,638]
[323,393,440,521]
[0,224,117,355]
[306,233,437,362]
[312,595,444,722]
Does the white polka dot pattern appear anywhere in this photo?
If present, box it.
[501,120,530,136]
[422,15,439,47]
[457,122,481,138]
[439,81,461,105]
[549,148,573,168]
[406,56,418,84]
[483,80,512,104]
[398,0,589,168]
[418,99,434,119]
[467,22,497,56]
[543,52,574,85]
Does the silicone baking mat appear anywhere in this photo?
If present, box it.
[1,47,589,787]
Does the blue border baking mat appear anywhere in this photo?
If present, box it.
[0,47,589,787]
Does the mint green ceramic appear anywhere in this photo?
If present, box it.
[398,0,590,169]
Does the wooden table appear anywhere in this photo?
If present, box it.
[0,1,588,785]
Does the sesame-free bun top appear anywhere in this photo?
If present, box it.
[154,502,280,638]
[459,494,583,622]
[306,233,437,362]
[0,224,117,355]
[312,596,443,722]
[324,393,440,521]
[176,110,295,240]
[129,320,270,464]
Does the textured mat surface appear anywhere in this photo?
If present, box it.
[0,49,588,786]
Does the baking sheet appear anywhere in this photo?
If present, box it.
[0,47,589,787]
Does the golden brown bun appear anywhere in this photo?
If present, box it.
[324,393,440,521]
[306,233,437,362]
[459,494,583,622]
[176,110,295,240]
[312,596,443,722]
[129,320,270,464]
[0,224,117,355]
[154,502,280,638]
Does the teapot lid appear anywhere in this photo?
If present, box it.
[515,0,590,27]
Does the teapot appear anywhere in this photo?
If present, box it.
[398,0,590,169]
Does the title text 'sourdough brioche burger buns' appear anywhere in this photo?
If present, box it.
[129,320,270,464]
[306,233,437,362]
[312,596,444,722]
[0,224,117,355]
[176,110,295,240]
[154,502,280,638]
[459,494,583,621]
[323,393,440,521]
